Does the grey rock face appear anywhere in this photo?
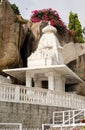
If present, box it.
[0,0,26,71]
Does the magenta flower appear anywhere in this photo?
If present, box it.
[30,8,67,35]
[32,17,40,22]
[50,19,55,26]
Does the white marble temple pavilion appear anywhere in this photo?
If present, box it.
[3,24,83,92]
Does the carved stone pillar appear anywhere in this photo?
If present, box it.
[55,74,65,91]
[46,71,65,91]
[34,77,41,88]
[45,71,55,90]
[26,71,32,87]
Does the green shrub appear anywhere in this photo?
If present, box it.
[11,4,20,15]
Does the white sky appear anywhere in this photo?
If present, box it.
[9,0,85,28]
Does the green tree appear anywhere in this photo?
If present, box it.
[83,27,85,35]
[68,11,84,43]
[11,4,20,15]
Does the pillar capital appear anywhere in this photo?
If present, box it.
[45,71,56,77]
[26,71,33,87]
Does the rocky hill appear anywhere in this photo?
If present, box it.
[0,0,27,71]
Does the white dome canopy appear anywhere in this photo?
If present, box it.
[28,24,64,67]
[42,24,57,34]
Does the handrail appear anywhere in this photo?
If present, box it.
[0,123,22,130]
[0,83,85,109]
[52,109,85,130]
[42,109,85,130]
[63,110,84,125]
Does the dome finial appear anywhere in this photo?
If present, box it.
[48,21,50,25]
[42,23,57,34]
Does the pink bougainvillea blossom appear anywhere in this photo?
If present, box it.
[50,19,55,26]
[31,8,67,35]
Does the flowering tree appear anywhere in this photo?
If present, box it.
[31,8,67,35]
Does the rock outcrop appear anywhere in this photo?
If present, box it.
[0,0,27,72]
[63,42,85,64]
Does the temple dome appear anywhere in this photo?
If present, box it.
[42,24,57,34]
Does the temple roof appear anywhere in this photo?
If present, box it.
[3,65,83,84]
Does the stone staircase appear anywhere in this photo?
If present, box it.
[42,109,85,130]
[51,126,84,130]
[50,125,84,130]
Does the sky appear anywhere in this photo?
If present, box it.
[9,0,85,28]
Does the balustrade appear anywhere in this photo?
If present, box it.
[0,83,85,109]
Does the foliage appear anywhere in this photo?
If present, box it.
[31,8,67,35]
[11,4,20,15]
[68,11,84,43]
[80,118,85,123]
[16,15,28,24]
[83,27,85,35]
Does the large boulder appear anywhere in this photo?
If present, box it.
[67,54,85,81]
[0,0,27,72]
[63,42,85,64]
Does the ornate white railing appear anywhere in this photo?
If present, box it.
[0,83,85,109]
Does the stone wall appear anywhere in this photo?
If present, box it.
[0,102,70,129]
